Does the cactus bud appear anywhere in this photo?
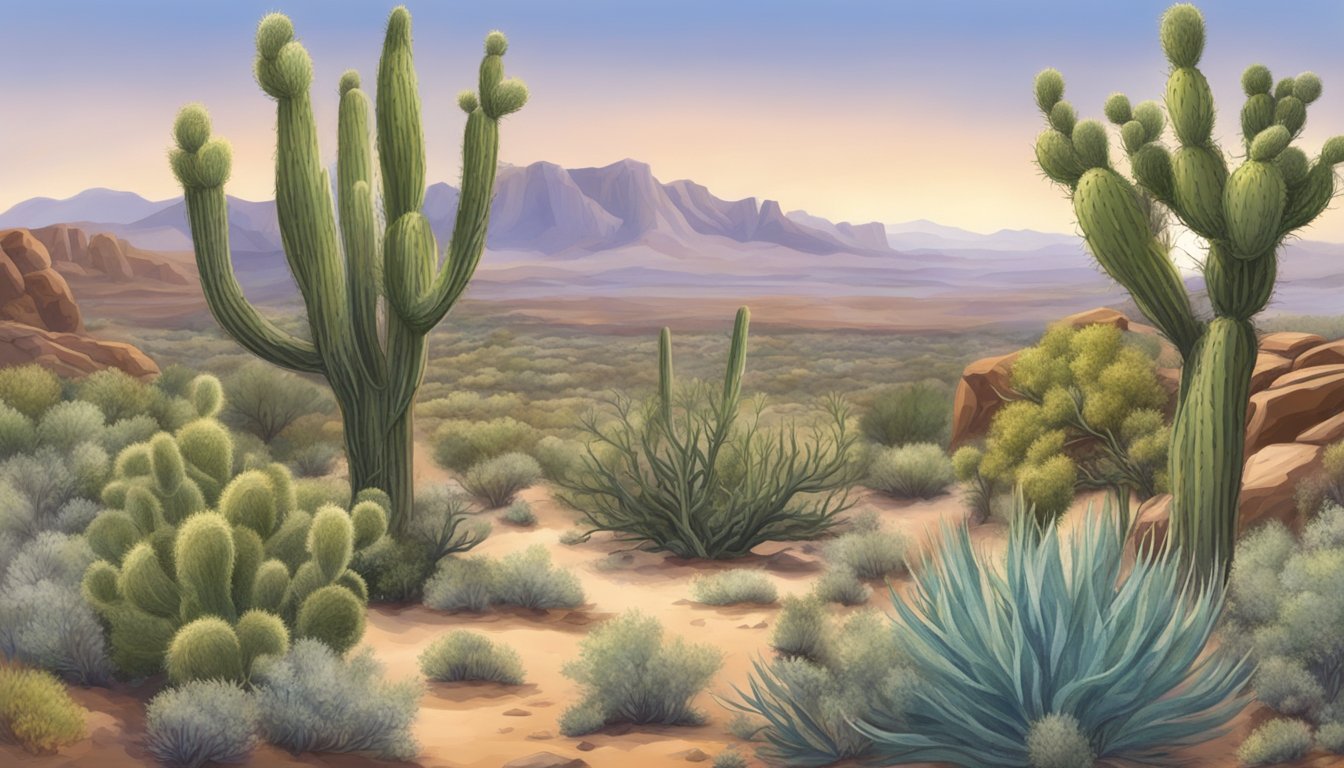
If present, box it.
[124,485,162,534]
[1274,77,1296,100]
[489,79,529,117]
[1275,96,1306,135]
[1121,121,1147,155]
[251,560,291,614]
[457,90,480,114]
[1071,120,1110,169]
[220,470,279,539]
[1103,93,1132,125]
[308,505,354,582]
[1036,130,1084,186]
[236,609,289,672]
[1160,4,1205,68]
[1048,101,1076,136]
[1132,144,1175,203]
[1250,126,1291,163]
[115,443,152,478]
[485,30,509,56]
[256,13,295,60]
[1242,65,1273,97]
[191,375,224,418]
[1241,94,1275,144]
[350,500,388,549]
[1295,72,1323,105]
[1034,69,1066,114]
[119,542,181,618]
[1322,136,1344,167]
[1132,101,1165,143]
[82,560,121,607]
[175,512,237,621]
[1275,147,1310,187]
[173,104,212,154]
[339,69,361,96]
[87,510,140,565]
[150,433,185,493]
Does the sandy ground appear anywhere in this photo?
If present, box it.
[1,473,1333,767]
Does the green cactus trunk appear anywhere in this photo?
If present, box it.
[1032,3,1344,579]
[169,9,527,534]
[1167,317,1256,579]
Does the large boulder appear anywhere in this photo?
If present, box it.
[1245,366,1344,454]
[86,234,134,281]
[23,268,84,333]
[1259,332,1326,359]
[1251,352,1294,393]
[0,321,158,380]
[1239,442,1323,532]
[0,229,52,273]
[1293,339,1344,370]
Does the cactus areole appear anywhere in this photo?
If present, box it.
[1033,3,1344,580]
[168,8,527,532]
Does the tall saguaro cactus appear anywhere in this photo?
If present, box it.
[1033,4,1344,578]
[168,8,527,531]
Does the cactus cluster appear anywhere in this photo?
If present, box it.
[1033,3,1344,579]
[168,7,526,533]
[81,375,388,683]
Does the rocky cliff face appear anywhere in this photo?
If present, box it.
[0,228,158,380]
[951,307,1344,539]
[28,224,192,286]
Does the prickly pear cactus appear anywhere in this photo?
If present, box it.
[81,375,389,681]
[1032,3,1344,579]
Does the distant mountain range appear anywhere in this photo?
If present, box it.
[3,160,1341,325]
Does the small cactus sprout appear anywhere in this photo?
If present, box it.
[168,7,527,533]
[1031,3,1344,579]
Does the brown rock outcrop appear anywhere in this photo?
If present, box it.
[949,351,1020,449]
[86,233,134,281]
[0,230,83,333]
[1239,443,1323,531]
[1245,368,1344,454]
[1293,339,1344,370]
[28,225,192,286]
[1259,332,1326,359]
[0,321,158,380]
[1252,353,1294,393]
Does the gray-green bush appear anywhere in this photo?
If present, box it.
[813,566,872,606]
[825,529,909,580]
[145,680,259,768]
[866,443,955,499]
[559,611,721,736]
[691,570,778,606]
[1237,718,1312,766]
[422,545,583,612]
[419,630,524,685]
[432,417,539,473]
[770,595,832,662]
[462,452,541,508]
[859,381,951,448]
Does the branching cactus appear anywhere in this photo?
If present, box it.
[167,7,527,532]
[82,378,389,682]
[1033,3,1344,579]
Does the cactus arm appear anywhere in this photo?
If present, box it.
[723,307,750,408]
[385,34,524,334]
[336,72,387,387]
[376,7,426,226]
[170,110,323,374]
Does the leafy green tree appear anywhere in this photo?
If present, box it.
[981,323,1169,524]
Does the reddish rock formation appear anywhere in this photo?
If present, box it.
[949,351,1020,449]
[1293,339,1344,370]
[0,230,83,333]
[28,225,191,286]
[0,322,157,380]
[1252,353,1294,393]
[1239,443,1323,531]
[86,234,135,281]
[1246,367,1344,454]
[1259,332,1326,359]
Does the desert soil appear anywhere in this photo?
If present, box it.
[0,454,1325,768]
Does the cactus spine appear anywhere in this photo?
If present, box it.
[1033,3,1344,579]
[168,7,527,532]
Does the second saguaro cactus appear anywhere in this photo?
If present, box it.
[168,7,527,532]
[1033,3,1344,579]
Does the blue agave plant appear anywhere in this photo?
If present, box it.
[855,507,1252,767]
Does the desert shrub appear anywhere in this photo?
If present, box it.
[0,533,111,685]
[562,310,861,559]
[951,445,997,524]
[253,640,421,760]
[423,555,497,612]
[492,545,585,609]
[462,452,541,508]
[293,477,351,512]
[1319,722,1344,753]
[531,434,580,481]
[691,570,778,606]
[101,414,159,456]
[0,665,86,754]
[0,452,76,538]
[771,595,833,662]
[859,381,951,447]
[500,499,536,526]
[419,630,524,685]
[866,443,954,498]
[1237,719,1312,766]
[288,443,340,478]
[144,680,259,768]
[713,748,748,768]
[851,511,1251,766]
[54,498,100,534]
[1296,439,1344,518]
[409,487,490,563]
[350,537,433,603]
[155,364,198,398]
[432,417,539,473]
[1225,505,1344,728]
[825,529,909,580]
[77,369,154,423]
[221,363,330,444]
[559,610,721,735]
[0,403,35,458]
[559,529,589,545]
[981,322,1169,524]
[147,392,199,432]
[813,566,872,606]
[0,364,62,419]
[730,610,917,765]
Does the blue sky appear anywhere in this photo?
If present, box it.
[4,0,1344,238]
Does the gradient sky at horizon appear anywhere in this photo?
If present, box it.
[4,0,1344,238]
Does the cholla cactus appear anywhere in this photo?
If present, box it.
[82,376,388,682]
[168,7,526,532]
[1033,3,1344,579]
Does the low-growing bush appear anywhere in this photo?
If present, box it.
[0,403,35,458]
[825,529,909,580]
[813,566,871,606]
[288,443,340,478]
[463,452,541,508]
[0,665,86,754]
[559,611,721,735]
[1319,722,1344,754]
[559,529,589,546]
[770,595,832,662]
[419,631,525,685]
[852,511,1251,766]
[432,417,539,473]
[422,555,496,612]
[531,434,580,481]
[101,415,159,456]
[730,611,916,765]
[253,640,421,760]
[423,545,583,612]
[221,363,330,444]
[691,570,778,606]
[713,748,749,768]
[0,364,62,420]
[859,381,951,448]
[866,443,954,499]
[500,500,536,526]
[1237,718,1312,766]
[77,369,154,423]
[293,477,351,512]
[951,445,997,524]
[144,680,258,768]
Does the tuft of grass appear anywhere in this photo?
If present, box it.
[500,500,536,527]
[1237,718,1312,766]
[866,443,955,499]
[825,529,909,580]
[770,595,832,663]
[419,631,525,685]
[712,747,749,768]
[559,528,589,546]
[422,545,584,612]
[813,566,872,606]
[691,570,778,606]
[144,680,258,768]
[463,453,542,508]
[0,665,86,754]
